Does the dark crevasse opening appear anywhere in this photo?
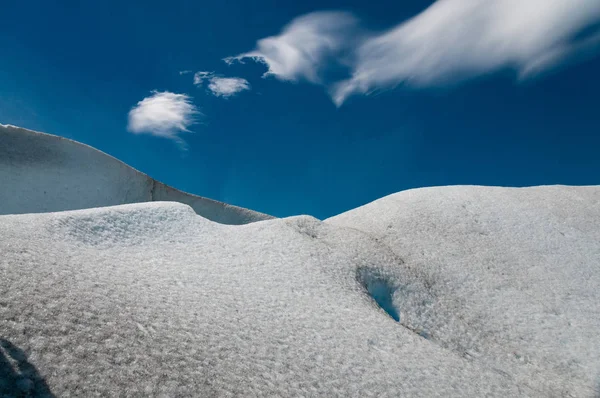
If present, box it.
[357,268,400,322]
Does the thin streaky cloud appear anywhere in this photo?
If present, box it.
[332,0,600,105]
[225,0,600,106]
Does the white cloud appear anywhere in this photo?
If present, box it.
[193,71,213,85]
[193,71,251,98]
[207,77,251,97]
[127,91,199,143]
[224,11,360,83]
[226,1,600,106]
[179,70,192,75]
[332,0,600,105]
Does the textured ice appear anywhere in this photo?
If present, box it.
[0,124,273,224]
[1,185,599,396]
[328,185,600,396]
[1,124,599,396]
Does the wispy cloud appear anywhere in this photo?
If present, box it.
[179,70,192,75]
[127,91,199,145]
[193,71,251,97]
[193,71,213,85]
[207,77,251,97]
[224,12,359,84]
[226,1,600,106]
[332,0,600,105]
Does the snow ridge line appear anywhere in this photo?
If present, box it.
[0,124,274,224]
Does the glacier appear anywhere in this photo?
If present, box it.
[0,124,273,225]
[1,125,599,397]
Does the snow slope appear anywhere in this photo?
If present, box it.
[1,185,599,396]
[327,185,600,396]
[0,124,273,224]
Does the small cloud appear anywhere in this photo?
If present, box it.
[179,70,192,75]
[192,71,251,98]
[127,91,199,145]
[207,77,250,97]
[193,71,214,85]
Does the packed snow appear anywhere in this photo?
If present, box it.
[1,125,599,396]
[0,124,272,224]
[328,185,600,396]
[1,183,599,396]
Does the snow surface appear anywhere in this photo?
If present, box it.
[1,185,599,396]
[0,124,272,224]
[328,185,600,396]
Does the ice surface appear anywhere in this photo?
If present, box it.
[1,124,599,396]
[0,124,273,224]
[1,185,599,396]
[328,185,600,396]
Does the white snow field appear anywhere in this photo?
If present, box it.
[1,185,599,396]
[1,125,600,396]
[327,185,600,396]
[0,124,273,224]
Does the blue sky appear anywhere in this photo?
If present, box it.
[1,0,599,219]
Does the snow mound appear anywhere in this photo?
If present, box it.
[1,185,599,396]
[0,124,272,224]
[328,185,600,396]
[47,202,204,248]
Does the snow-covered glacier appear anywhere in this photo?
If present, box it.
[0,124,273,224]
[1,125,599,397]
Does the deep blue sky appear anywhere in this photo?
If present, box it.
[1,0,599,219]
